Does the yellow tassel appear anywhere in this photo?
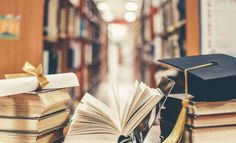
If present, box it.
[163,63,214,143]
[163,99,189,143]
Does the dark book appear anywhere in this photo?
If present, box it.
[164,94,236,116]
[160,119,185,143]
[161,106,236,128]
[177,0,186,56]
[43,0,49,37]
[49,50,58,74]
[67,47,74,69]
[178,0,186,21]
[160,118,236,143]
[92,44,100,62]
[160,119,175,140]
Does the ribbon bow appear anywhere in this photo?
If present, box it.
[5,62,49,89]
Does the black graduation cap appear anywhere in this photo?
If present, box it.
[158,54,236,101]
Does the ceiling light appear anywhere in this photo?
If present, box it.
[125,2,138,11]
[97,2,109,11]
[102,12,114,22]
[124,12,136,22]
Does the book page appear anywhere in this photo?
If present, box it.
[120,81,142,130]
[111,83,121,126]
[123,88,163,135]
[69,104,119,135]
[65,93,122,142]
[80,93,121,132]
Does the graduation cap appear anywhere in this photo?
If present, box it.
[159,54,236,143]
[158,54,236,101]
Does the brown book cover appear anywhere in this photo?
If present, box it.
[0,109,70,133]
[161,107,236,127]
[164,94,236,116]
[0,126,64,143]
[184,125,236,143]
[0,89,71,118]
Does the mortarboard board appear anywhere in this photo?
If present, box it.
[158,54,236,101]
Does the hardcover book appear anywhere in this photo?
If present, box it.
[0,89,71,118]
[0,127,64,143]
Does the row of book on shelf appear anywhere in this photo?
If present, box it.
[42,0,103,97]
[43,42,100,74]
[44,0,100,42]
[141,0,186,61]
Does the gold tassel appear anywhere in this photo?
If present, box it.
[162,99,189,143]
[163,62,215,143]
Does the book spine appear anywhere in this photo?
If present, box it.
[43,50,50,75]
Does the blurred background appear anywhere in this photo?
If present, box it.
[0,0,236,107]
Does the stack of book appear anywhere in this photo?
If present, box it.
[158,54,236,143]
[0,89,71,143]
[160,94,236,143]
[0,72,79,143]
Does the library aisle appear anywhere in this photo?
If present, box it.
[94,26,161,143]
[1,0,236,143]
[95,24,135,107]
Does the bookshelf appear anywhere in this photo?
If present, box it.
[43,0,108,101]
[0,0,44,79]
[0,0,108,101]
[186,0,200,56]
[136,0,197,87]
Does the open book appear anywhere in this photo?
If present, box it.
[64,81,165,143]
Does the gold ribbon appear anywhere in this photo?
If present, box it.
[163,62,215,143]
[5,62,49,89]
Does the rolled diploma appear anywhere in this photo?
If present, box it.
[0,72,79,97]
